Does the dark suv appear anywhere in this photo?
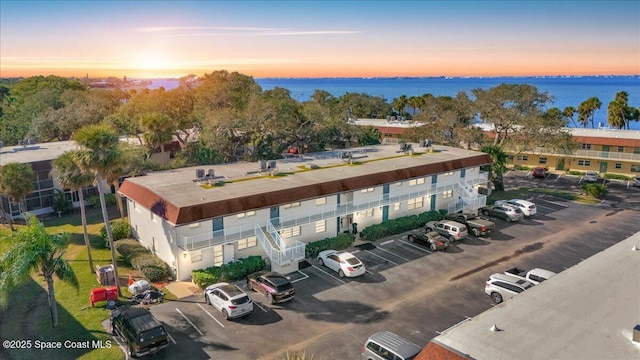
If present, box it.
[247,271,295,304]
[111,307,169,358]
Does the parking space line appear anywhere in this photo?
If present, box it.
[195,303,224,328]
[166,331,177,344]
[398,239,432,253]
[380,240,394,245]
[374,246,410,261]
[365,270,374,274]
[310,264,346,284]
[253,302,268,313]
[177,307,205,334]
[364,250,399,266]
[351,249,360,254]
[290,270,309,283]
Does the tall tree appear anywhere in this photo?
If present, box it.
[577,97,602,128]
[73,124,122,296]
[391,95,408,118]
[0,162,35,230]
[0,216,79,327]
[140,112,174,165]
[562,106,578,128]
[51,151,96,272]
[480,144,508,192]
[607,91,631,129]
[407,96,425,116]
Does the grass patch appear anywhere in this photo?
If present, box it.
[488,186,601,205]
[0,209,176,360]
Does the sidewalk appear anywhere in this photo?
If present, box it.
[164,281,202,299]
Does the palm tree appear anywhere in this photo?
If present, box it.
[51,151,96,273]
[480,144,508,192]
[0,162,35,231]
[73,124,122,296]
[140,112,174,166]
[0,216,79,327]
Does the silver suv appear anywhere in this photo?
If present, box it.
[584,171,599,183]
[633,176,640,187]
[425,220,468,242]
[484,273,534,304]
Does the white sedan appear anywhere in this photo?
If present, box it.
[496,199,537,216]
[204,282,253,320]
[317,250,366,278]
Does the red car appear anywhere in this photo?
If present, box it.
[246,271,295,304]
[532,167,547,178]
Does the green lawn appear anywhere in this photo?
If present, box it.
[488,186,601,205]
[0,208,174,360]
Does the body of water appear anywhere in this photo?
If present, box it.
[149,76,640,130]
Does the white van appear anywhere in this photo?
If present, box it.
[362,331,422,360]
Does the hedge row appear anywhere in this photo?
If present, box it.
[359,210,445,241]
[88,193,117,208]
[581,183,608,199]
[305,233,355,259]
[102,219,132,248]
[192,256,267,289]
[115,239,170,282]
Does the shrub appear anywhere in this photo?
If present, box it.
[359,210,443,241]
[603,173,631,181]
[192,256,267,289]
[305,233,355,259]
[102,219,132,248]
[567,170,583,176]
[88,193,117,208]
[52,189,73,215]
[514,165,533,171]
[114,239,171,282]
[581,183,608,199]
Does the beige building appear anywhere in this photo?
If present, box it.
[508,128,640,177]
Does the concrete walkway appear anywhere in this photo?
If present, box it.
[164,281,202,299]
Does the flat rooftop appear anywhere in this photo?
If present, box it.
[431,231,640,360]
[0,140,79,166]
[119,143,491,225]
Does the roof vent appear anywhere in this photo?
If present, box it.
[633,324,640,343]
[195,168,205,179]
[633,245,638,251]
[490,324,502,332]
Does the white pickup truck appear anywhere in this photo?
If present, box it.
[505,267,557,285]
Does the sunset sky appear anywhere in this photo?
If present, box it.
[1,0,638,79]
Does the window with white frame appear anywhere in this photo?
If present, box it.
[578,160,591,166]
[516,155,528,161]
[237,210,256,218]
[617,146,624,152]
[443,171,454,176]
[362,208,374,217]
[315,220,326,233]
[634,148,640,154]
[280,226,301,238]
[539,157,547,164]
[393,202,400,211]
[237,236,257,250]
[443,190,453,199]
[283,202,301,209]
[408,197,423,210]
[408,178,425,186]
[581,143,592,150]
[615,163,622,169]
[315,197,327,205]
[631,164,640,172]
[361,187,375,193]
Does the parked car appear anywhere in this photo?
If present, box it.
[362,331,422,360]
[317,250,366,278]
[407,230,448,251]
[532,166,548,178]
[246,271,295,304]
[504,267,557,285]
[425,220,468,242]
[484,273,534,304]
[584,171,599,183]
[110,307,169,358]
[444,212,495,237]
[495,199,537,216]
[481,204,524,222]
[633,176,640,187]
[204,282,253,320]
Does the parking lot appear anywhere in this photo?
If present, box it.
[135,172,640,360]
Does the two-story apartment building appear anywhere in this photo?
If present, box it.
[509,128,640,177]
[118,143,492,281]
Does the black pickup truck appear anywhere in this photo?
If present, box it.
[111,307,169,358]
[444,212,495,237]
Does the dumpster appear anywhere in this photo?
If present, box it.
[90,286,118,307]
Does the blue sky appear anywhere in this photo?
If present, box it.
[1,0,638,78]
